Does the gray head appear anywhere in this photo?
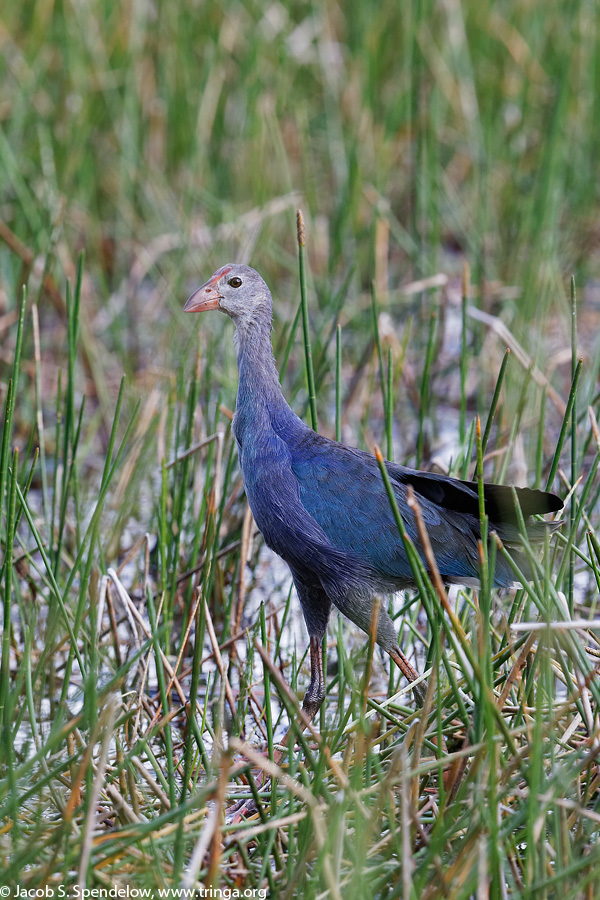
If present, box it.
[183,264,272,327]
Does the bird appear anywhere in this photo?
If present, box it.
[184,264,563,722]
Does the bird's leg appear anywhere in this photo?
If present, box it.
[229,636,326,823]
[271,634,325,758]
[389,646,427,708]
[253,635,325,776]
[331,589,426,708]
[299,634,326,722]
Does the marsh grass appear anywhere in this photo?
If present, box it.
[2,1,600,897]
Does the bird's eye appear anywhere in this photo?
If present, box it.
[228,277,242,288]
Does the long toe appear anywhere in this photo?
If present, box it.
[412,679,428,708]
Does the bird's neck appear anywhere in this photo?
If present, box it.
[233,318,292,429]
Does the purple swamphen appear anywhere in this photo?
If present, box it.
[184,264,562,716]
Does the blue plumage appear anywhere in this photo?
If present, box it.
[184,264,562,712]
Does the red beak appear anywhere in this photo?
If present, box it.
[184,275,223,313]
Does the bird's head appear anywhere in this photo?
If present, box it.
[183,264,272,326]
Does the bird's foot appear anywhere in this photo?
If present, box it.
[227,773,280,824]
[412,678,428,708]
[227,743,289,824]
[227,795,260,824]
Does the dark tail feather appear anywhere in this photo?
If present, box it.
[469,481,563,523]
[394,466,563,525]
